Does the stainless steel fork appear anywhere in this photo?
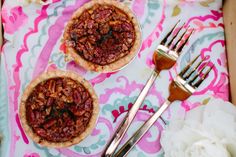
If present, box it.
[114,55,213,157]
[102,21,194,157]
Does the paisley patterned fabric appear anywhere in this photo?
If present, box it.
[0,0,228,157]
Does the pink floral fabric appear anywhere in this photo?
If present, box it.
[0,0,228,157]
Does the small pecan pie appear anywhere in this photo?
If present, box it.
[63,0,141,72]
[19,70,99,148]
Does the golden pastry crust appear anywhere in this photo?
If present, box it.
[63,0,141,73]
[19,70,99,148]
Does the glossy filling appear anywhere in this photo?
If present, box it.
[25,77,93,142]
[66,4,136,65]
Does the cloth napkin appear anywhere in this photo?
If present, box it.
[0,0,228,157]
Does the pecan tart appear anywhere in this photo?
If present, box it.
[19,70,99,148]
[63,0,141,72]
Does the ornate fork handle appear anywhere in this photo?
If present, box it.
[102,71,159,157]
[114,100,171,157]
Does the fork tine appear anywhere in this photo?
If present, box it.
[166,23,185,47]
[192,65,213,88]
[172,26,190,50]
[189,61,210,87]
[183,56,207,79]
[160,20,180,45]
[179,54,200,77]
[188,61,209,85]
[176,29,195,53]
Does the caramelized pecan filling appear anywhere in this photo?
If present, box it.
[66,4,136,65]
[25,77,93,142]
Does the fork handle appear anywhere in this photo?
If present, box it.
[102,71,159,157]
[114,100,171,157]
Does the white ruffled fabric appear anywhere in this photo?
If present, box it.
[160,98,236,157]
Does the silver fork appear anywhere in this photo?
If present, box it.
[102,21,194,157]
[114,55,213,157]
